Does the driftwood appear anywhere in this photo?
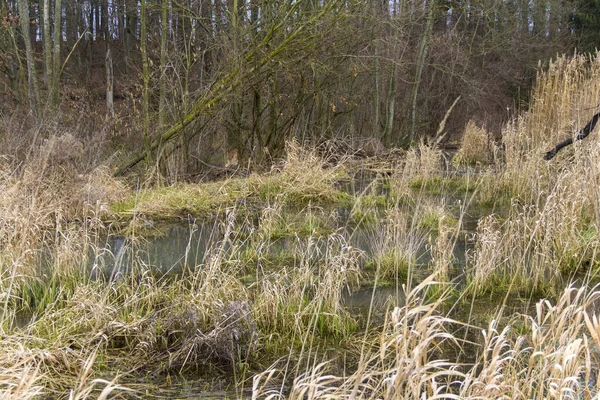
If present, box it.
[544,111,600,160]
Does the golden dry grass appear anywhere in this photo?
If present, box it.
[454,120,492,166]
[6,53,600,398]
[465,53,600,295]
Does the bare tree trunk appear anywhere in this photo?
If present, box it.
[50,0,61,109]
[374,62,381,142]
[18,0,41,119]
[159,0,167,130]
[533,0,547,35]
[156,0,168,174]
[5,9,27,105]
[117,0,125,43]
[409,0,435,142]
[124,0,137,69]
[100,0,107,40]
[226,0,245,164]
[198,0,213,78]
[372,3,381,144]
[42,0,52,94]
[105,44,114,118]
[249,0,261,162]
[382,60,398,145]
[520,0,529,32]
[104,0,113,119]
[140,0,152,166]
[66,0,80,71]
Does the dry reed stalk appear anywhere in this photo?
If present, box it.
[431,214,455,284]
[0,355,43,399]
[391,141,443,196]
[454,120,491,167]
[468,153,600,295]
[254,284,600,399]
[254,277,463,399]
[502,53,600,197]
[467,54,600,294]
[368,205,426,282]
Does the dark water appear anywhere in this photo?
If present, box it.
[92,221,220,279]
[42,174,514,399]
[89,200,484,310]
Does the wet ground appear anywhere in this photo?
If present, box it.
[39,172,539,398]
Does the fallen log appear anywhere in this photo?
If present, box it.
[544,111,600,160]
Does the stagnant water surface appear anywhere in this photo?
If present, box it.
[45,176,527,398]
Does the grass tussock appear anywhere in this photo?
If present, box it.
[391,141,443,196]
[111,179,252,219]
[453,120,493,167]
[112,141,349,221]
[252,141,349,204]
[253,234,363,340]
[366,206,425,283]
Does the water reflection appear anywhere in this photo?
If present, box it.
[90,222,222,279]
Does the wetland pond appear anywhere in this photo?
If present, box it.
[33,170,596,398]
[71,172,555,398]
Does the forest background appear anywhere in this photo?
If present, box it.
[1,0,600,178]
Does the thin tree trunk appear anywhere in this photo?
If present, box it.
[18,0,41,119]
[105,0,113,119]
[140,0,152,166]
[372,2,381,144]
[7,18,27,105]
[156,0,168,174]
[42,0,52,93]
[118,0,125,42]
[105,44,114,118]
[50,0,61,109]
[409,0,435,142]
[383,60,398,145]
[66,0,79,70]
[374,63,381,142]
[100,0,107,40]
[226,0,244,164]
[520,0,529,32]
[159,0,167,130]
[249,0,261,162]
[124,0,136,69]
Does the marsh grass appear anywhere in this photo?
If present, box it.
[254,282,600,399]
[112,142,350,221]
[462,54,600,297]
[365,206,426,283]
[0,154,367,395]
[348,178,390,226]
[110,179,252,219]
[253,141,350,205]
[255,203,335,240]
[390,141,444,197]
[0,356,43,399]
[250,53,600,399]
[252,233,363,342]
[467,173,600,296]
[453,120,493,167]
[8,53,600,397]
